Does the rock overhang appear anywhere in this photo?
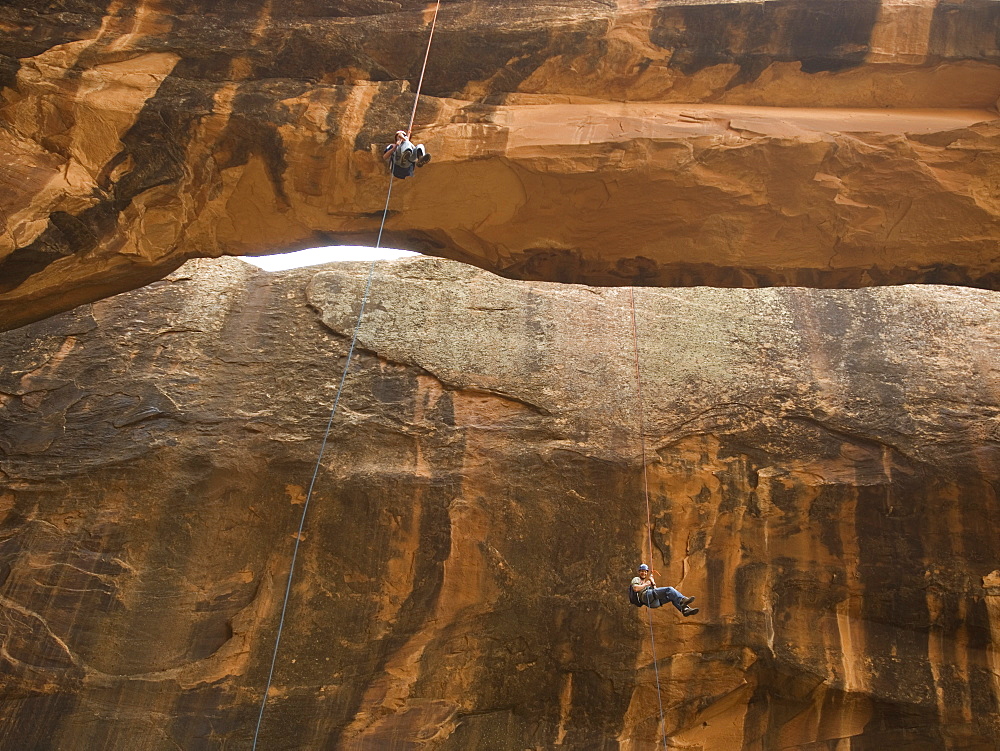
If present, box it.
[0,0,999,332]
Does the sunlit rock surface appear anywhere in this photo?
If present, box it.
[2,0,1000,330]
[0,256,998,749]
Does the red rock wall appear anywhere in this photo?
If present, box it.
[0,256,998,749]
[1,0,999,331]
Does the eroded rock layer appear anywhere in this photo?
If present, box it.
[0,256,999,749]
[2,0,1000,330]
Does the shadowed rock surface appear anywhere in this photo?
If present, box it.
[2,0,1000,331]
[0,255,998,749]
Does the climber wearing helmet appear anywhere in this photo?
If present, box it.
[629,564,699,616]
[383,130,431,179]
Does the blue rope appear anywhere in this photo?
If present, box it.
[251,176,395,750]
[252,2,443,742]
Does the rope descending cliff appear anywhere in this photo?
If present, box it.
[251,2,443,748]
[628,288,670,751]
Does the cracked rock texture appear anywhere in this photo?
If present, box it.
[2,0,1000,331]
[1,255,999,749]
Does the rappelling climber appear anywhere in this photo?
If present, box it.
[383,130,431,179]
[629,564,699,616]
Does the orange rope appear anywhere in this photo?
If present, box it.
[407,0,442,138]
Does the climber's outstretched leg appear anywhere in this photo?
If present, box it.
[644,586,699,616]
[630,564,699,616]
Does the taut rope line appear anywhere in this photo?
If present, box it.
[251,180,394,751]
[407,0,442,138]
[629,288,654,566]
[628,287,669,751]
[252,2,444,744]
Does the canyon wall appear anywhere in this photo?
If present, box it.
[0,256,998,749]
[2,0,1000,330]
[2,1,999,748]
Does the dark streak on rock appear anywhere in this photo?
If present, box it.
[0,1,108,91]
[929,0,1000,63]
[497,253,1000,291]
[354,81,419,152]
[449,453,640,747]
[651,0,882,84]
[323,463,460,747]
[167,683,243,749]
[0,54,19,93]
[213,81,308,206]
[0,52,224,306]
[0,693,78,751]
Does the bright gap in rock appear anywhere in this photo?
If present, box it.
[240,246,420,272]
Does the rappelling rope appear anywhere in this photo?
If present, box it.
[407,0,442,139]
[628,287,669,751]
[250,180,393,751]
[252,4,444,746]
[629,289,654,566]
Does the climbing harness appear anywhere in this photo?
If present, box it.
[627,567,661,607]
[628,583,643,607]
[250,3,442,747]
[628,288,669,751]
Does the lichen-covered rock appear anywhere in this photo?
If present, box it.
[2,0,1000,331]
[1,256,998,749]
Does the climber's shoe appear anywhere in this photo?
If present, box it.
[680,595,696,606]
[682,606,699,617]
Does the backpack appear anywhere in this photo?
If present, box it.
[627,585,644,607]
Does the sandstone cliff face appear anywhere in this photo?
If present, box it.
[1,256,998,749]
[2,0,1000,331]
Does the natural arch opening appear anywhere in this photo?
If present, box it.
[239,246,421,272]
